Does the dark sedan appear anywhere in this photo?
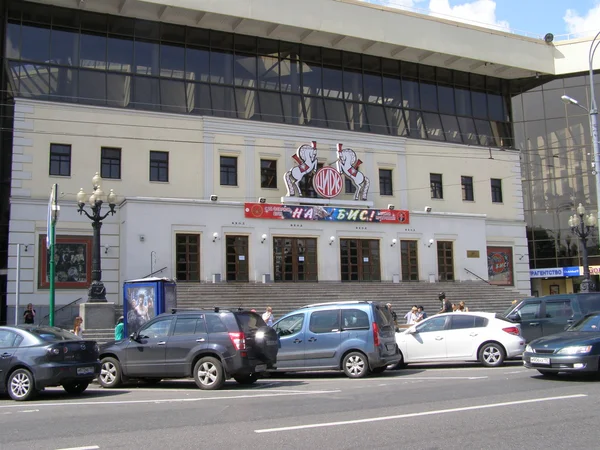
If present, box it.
[523,312,600,377]
[0,326,101,401]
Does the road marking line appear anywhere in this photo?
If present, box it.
[0,389,341,409]
[55,446,99,450]
[254,394,587,433]
[17,409,39,413]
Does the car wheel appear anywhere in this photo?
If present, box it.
[193,357,224,390]
[479,342,506,367]
[537,370,558,377]
[99,357,123,388]
[233,374,259,385]
[62,381,89,395]
[371,366,387,374]
[342,352,370,378]
[8,368,37,401]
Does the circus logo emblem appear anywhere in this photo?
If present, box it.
[313,166,343,198]
[335,143,370,201]
[283,141,319,197]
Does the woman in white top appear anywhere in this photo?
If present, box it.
[72,316,84,337]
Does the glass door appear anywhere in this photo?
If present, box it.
[225,235,249,282]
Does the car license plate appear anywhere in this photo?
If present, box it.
[255,364,267,372]
[77,366,94,375]
[530,357,550,365]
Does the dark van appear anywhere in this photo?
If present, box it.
[503,293,600,342]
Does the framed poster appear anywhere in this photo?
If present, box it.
[487,246,514,286]
[550,285,560,295]
[38,235,92,289]
[125,284,156,335]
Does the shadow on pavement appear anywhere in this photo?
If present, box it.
[26,388,128,402]
[98,378,310,390]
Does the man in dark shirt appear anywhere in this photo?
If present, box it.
[438,292,452,314]
[23,303,36,324]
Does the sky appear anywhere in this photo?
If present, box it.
[360,0,600,39]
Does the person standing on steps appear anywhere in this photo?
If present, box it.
[114,316,125,341]
[262,306,274,327]
[438,292,453,314]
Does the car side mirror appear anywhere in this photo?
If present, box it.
[130,332,139,341]
[507,313,520,322]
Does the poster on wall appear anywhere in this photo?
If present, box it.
[125,285,156,335]
[38,235,92,289]
[244,202,409,224]
[487,246,514,286]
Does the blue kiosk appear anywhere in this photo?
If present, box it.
[122,277,177,336]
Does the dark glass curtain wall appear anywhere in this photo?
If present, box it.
[5,0,512,147]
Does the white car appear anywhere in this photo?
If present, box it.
[395,312,525,367]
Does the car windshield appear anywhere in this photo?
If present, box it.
[236,312,267,333]
[27,327,79,341]
[569,314,600,332]
[374,304,394,331]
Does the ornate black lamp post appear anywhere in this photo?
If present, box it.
[568,203,597,293]
[76,173,117,302]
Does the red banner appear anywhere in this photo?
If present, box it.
[244,203,409,224]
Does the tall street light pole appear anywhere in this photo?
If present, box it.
[76,172,117,303]
[561,30,600,229]
[568,203,597,293]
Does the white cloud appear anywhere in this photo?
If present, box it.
[427,0,510,32]
[564,2,600,37]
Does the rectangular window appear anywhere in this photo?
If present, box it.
[345,178,356,194]
[101,147,121,179]
[260,159,277,189]
[379,169,393,196]
[461,176,474,201]
[150,151,169,182]
[220,156,238,186]
[430,173,443,199]
[491,178,503,203]
[49,143,71,176]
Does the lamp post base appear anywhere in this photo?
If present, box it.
[88,281,107,303]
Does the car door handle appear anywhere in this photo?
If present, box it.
[308,337,317,342]
[293,339,303,343]
[196,338,205,342]
[529,323,539,327]
[1,353,11,358]
[435,337,444,340]
[157,341,167,345]
[469,333,478,337]
[566,319,574,323]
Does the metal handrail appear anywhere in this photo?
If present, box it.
[464,268,490,285]
[40,297,83,325]
[140,266,168,279]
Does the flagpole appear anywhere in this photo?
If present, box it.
[49,184,59,327]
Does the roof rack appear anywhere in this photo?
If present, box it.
[300,300,371,309]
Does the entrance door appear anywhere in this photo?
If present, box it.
[340,239,381,281]
[401,240,419,281]
[175,234,200,281]
[437,241,454,281]
[273,237,318,282]
[226,235,249,282]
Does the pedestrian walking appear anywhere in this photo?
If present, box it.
[438,292,453,314]
[72,316,84,338]
[404,305,419,324]
[416,305,427,322]
[262,306,274,326]
[23,303,36,324]
[114,316,125,341]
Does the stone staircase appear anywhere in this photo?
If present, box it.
[83,281,526,343]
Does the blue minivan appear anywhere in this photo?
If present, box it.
[271,301,400,378]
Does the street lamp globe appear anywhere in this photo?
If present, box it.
[577,203,585,216]
[77,188,86,205]
[95,186,105,203]
[88,192,96,206]
[107,189,117,205]
[587,214,598,227]
[92,172,101,189]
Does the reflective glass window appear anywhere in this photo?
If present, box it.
[342,51,361,70]
[455,88,472,116]
[150,151,169,182]
[491,178,503,203]
[80,32,106,70]
[405,110,426,139]
[235,35,256,53]
[521,90,545,121]
[461,176,474,201]
[422,113,445,141]
[79,69,106,105]
[259,91,284,123]
[186,47,210,82]
[458,117,479,145]
[474,119,493,146]
[323,98,348,130]
[438,85,455,114]
[220,156,238,186]
[107,73,132,108]
[160,79,187,113]
[303,96,326,127]
[211,85,236,118]
[257,38,279,56]
[160,43,185,79]
[107,36,133,72]
[280,59,301,93]
[234,54,257,87]
[235,88,259,120]
[322,66,343,99]
[134,40,159,75]
[107,16,134,36]
[440,115,462,143]
[281,93,304,125]
[346,102,368,131]
[364,73,383,104]
[8,62,21,96]
[211,31,233,50]
[302,62,322,96]
[471,91,488,119]
[186,28,210,47]
[385,107,407,136]
[186,82,211,115]
[80,11,107,32]
[379,169,393,196]
[366,105,388,135]
[420,82,438,112]
[261,159,277,188]
[49,144,71,176]
[50,29,79,66]
[52,7,81,29]
[322,48,342,66]
[21,24,50,62]
[343,70,363,101]
[133,76,160,111]
[101,147,121,179]
[210,50,234,84]
[50,67,78,102]
[401,79,420,109]
[383,76,402,107]
[135,19,159,40]
[160,22,185,43]
[258,56,280,90]
[488,93,506,121]
[490,121,512,148]
[430,173,443,199]
[6,23,21,59]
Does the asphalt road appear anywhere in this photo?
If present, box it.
[1,362,599,450]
